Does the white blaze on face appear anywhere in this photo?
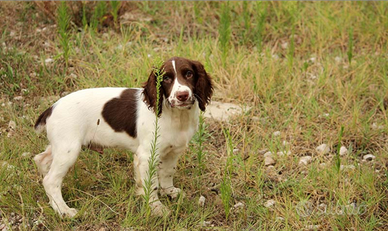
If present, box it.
[169,59,192,105]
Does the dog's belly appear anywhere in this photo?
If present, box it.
[84,124,139,152]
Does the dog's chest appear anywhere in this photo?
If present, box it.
[158,110,198,155]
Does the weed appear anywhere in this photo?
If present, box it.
[348,27,354,65]
[110,1,121,26]
[57,1,71,66]
[142,66,164,218]
[219,2,231,66]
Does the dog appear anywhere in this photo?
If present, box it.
[34,57,213,217]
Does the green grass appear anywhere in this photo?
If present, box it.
[0,1,388,230]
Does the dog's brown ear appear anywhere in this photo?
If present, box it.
[142,69,164,116]
[192,61,213,111]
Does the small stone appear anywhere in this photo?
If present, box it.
[22,152,31,158]
[305,225,321,230]
[7,130,15,137]
[13,96,23,101]
[8,120,16,130]
[264,199,276,208]
[363,154,375,161]
[335,56,342,63]
[281,42,288,49]
[233,148,240,153]
[198,195,206,207]
[273,131,281,137]
[371,123,384,130]
[340,146,348,156]
[69,73,78,79]
[276,216,284,221]
[340,165,355,171]
[233,202,245,209]
[264,156,275,166]
[282,140,289,146]
[45,58,54,64]
[299,156,312,166]
[264,151,273,157]
[61,91,70,97]
[316,144,330,155]
[199,221,212,227]
[277,151,291,156]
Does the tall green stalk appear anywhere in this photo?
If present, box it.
[57,1,71,66]
[143,67,164,217]
[219,2,231,67]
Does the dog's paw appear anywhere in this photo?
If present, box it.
[160,187,185,199]
[58,208,78,218]
[150,201,171,217]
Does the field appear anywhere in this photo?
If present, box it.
[1,1,388,230]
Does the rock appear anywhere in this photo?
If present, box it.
[44,58,54,64]
[198,195,206,207]
[233,148,240,153]
[339,146,348,156]
[61,91,70,97]
[203,101,250,122]
[7,130,15,137]
[69,73,78,79]
[340,165,355,171]
[21,152,31,158]
[335,56,342,63]
[305,225,321,230]
[13,96,23,101]
[8,120,16,130]
[264,199,276,208]
[299,156,312,166]
[264,151,273,157]
[371,123,384,130]
[264,156,275,166]
[277,151,291,156]
[316,144,330,155]
[319,163,327,168]
[233,202,245,209]
[363,154,375,161]
[281,42,288,49]
[273,131,281,137]
[199,221,212,227]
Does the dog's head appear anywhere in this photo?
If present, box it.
[143,57,213,116]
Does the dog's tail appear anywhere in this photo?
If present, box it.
[34,106,53,134]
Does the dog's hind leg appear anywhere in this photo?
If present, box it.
[42,142,81,218]
[34,145,53,177]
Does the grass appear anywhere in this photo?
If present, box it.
[0,1,388,230]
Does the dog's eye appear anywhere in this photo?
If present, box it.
[185,71,193,79]
[163,76,172,83]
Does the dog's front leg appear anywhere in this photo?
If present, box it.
[159,148,185,199]
[134,146,170,216]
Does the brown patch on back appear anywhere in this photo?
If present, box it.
[102,88,138,138]
[34,106,53,130]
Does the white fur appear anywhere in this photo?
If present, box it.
[34,87,199,217]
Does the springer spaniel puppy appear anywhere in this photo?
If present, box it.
[34,57,213,217]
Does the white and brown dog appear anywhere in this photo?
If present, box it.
[34,57,213,217]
